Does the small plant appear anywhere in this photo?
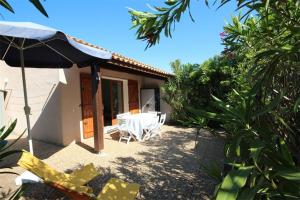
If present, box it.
[0,120,27,199]
[0,120,25,167]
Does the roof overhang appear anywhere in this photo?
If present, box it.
[69,36,172,79]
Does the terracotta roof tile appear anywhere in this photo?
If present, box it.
[68,35,171,78]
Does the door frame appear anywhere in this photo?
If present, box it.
[108,79,124,125]
[100,76,126,125]
[102,76,128,114]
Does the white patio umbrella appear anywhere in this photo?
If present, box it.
[0,21,112,154]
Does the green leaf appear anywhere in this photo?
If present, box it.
[0,0,14,13]
[294,96,300,112]
[235,134,247,157]
[238,187,257,200]
[265,0,270,10]
[165,0,178,6]
[279,138,294,166]
[275,169,300,181]
[0,119,17,140]
[273,112,295,134]
[202,161,223,182]
[154,6,168,12]
[29,0,48,17]
[216,166,253,200]
[9,184,28,200]
[0,126,5,137]
[238,176,264,200]
[1,129,26,152]
[249,141,264,163]
[254,92,283,118]
[204,0,209,7]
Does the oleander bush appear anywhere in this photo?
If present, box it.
[191,1,300,199]
[158,0,300,199]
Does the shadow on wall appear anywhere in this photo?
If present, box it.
[31,67,82,147]
[31,83,62,145]
[0,83,65,168]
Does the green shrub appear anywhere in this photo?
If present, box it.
[192,1,300,199]
[0,120,27,199]
[162,55,247,127]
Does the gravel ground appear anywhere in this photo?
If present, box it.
[0,125,224,200]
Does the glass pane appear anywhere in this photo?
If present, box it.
[111,81,123,122]
[102,79,112,126]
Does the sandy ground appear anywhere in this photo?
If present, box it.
[0,125,224,200]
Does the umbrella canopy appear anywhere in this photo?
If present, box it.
[0,21,111,67]
[0,21,112,154]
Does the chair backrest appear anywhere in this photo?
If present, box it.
[117,117,129,131]
[154,116,160,128]
[148,111,158,115]
[158,114,166,127]
[117,112,130,119]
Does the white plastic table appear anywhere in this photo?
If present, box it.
[122,113,158,141]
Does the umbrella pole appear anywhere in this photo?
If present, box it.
[20,48,33,154]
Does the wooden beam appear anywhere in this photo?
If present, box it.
[91,64,104,153]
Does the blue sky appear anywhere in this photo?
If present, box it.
[0,0,238,72]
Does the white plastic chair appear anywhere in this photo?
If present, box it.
[116,112,130,119]
[150,113,166,138]
[104,125,118,134]
[147,111,158,115]
[104,113,130,135]
[117,116,136,144]
[142,116,159,141]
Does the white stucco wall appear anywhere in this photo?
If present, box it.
[0,61,61,142]
[141,77,172,121]
[59,68,82,145]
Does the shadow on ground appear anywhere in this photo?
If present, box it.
[108,128,224,200]
[4,126,224,200]
[0,138,64,169]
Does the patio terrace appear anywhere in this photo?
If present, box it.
[0,125,224,199]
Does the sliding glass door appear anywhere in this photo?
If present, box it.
[111,80,123,125]
[102,79,124,126]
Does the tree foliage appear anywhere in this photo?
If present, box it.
[161,0,300,199]
[128,0,282,48]
[163,54,247,126]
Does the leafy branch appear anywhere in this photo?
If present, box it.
[0,0,48,17]
[129,0,193,48]
[128,0,279,48]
